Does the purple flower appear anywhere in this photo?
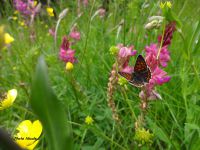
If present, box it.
[59,36,77,63]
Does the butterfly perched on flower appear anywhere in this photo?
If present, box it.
[118,55,151,87]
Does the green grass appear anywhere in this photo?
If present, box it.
[0,0,200,149]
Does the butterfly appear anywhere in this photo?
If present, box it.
[118,55,151,87]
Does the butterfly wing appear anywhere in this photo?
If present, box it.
[118,55,152,88]
[129,79,144,87]
[118,72,133,81]
[134,55,148,73]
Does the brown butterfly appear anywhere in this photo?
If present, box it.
[118,55,151,87]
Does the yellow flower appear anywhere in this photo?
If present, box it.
[85,116,94,125]
[134,128,154,145]
[109,46,119,55]
[0,89,17,110]
[66,62,73,71]
[160,1,172,9]
[46,7,54,17]
[14,120,42,150]
[166,1,172,8]
[118,76,128,86]
[4,33,14,45]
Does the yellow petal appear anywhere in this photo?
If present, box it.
[16,120,32,133]
[31,120,43,138]
[46,7,54,17]
[14,120,42,150]
[66,62,73,70]
[0,89,17,110]
[4,33,14,44]
[7,89,17,103]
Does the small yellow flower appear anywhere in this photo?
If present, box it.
[118,76,128,86]
[46,7,54,17]
[134,128,154,145]
[109,46,119,55]
[4,33,14,45]
[85,116,94,125]
[160,1,172,9]
[166,1,172,8]
[66,62,73,71]
[0,89,17,110]
[14,120,43,150]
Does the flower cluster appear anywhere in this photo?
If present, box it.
[59,26,81,70]
[85,116,94,125]
[134,128,154,146]
[14,0,39,17]
[141,22,176,101]
[59,36,77,64]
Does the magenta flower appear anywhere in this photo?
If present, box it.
[59,36,77,63]
[118,45,137,73]
[158,22,176,47]
[150,66,171,86]
[145,44,170,69]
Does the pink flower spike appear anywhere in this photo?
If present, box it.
[60,36,70,51]
[59,36,77,63]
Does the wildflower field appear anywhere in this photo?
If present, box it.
[0,0,200,149]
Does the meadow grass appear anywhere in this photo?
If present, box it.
[0,0,200,149]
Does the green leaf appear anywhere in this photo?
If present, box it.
[147,118,171,145]
[30,56,73,150]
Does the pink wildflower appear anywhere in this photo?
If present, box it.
[118,45,137,73]
[59,36,77,63]
[145,44,170,69]
[14,0,39,16]
[69,27,81,41]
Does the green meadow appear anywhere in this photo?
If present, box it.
[0,0,200,149]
